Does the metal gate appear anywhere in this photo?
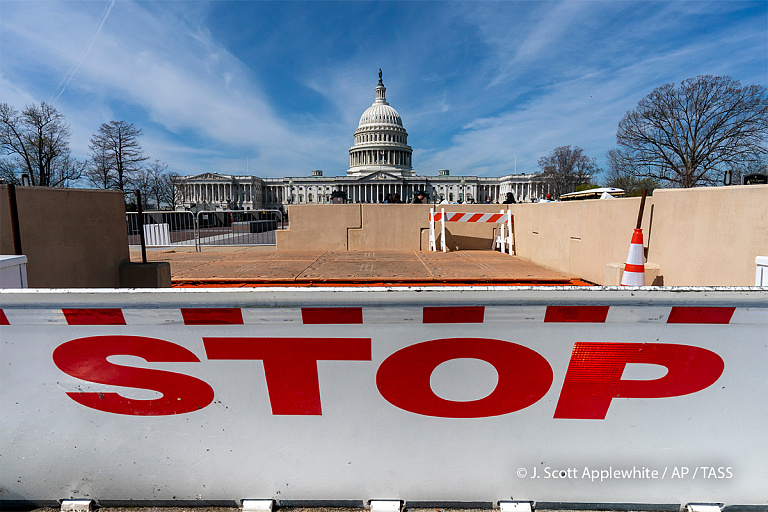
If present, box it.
[126,211,197,249]
[196,209,284,248]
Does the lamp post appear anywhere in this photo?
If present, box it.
[288,179,294,204]
[723,169,732,186]
[461,178,466,203]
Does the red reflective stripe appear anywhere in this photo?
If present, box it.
[447,213,464,222]
[181,308,243,325]
[301,307,363,324]
[423,306,485,323]
[624,264,645,273]
[554,342,725,419]
[63,309,126,325]
[667,307,735,324]
[488,214,503,223]
[468,213,484,222]
[544,306,609,323]
[0,309,8,325]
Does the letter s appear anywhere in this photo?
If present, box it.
[53,336,214,416]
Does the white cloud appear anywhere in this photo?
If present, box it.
[1,1,341,176]
[418,29,766,177]
[2,0,765,180]
[414,1,768,177]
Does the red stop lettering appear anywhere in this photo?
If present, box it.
[203,337,371,415]
[554,342,725,419]
[376,338,553,418]
[52,336,214,416]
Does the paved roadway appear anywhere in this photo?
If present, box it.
[129,249,589,286]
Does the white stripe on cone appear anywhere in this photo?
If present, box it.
[621,228,646,286]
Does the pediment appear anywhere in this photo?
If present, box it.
[358,171,401,182]
[187,172,232,182]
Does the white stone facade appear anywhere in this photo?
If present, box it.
[174,72,551,210]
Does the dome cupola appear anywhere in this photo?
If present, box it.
[347,70,413,177]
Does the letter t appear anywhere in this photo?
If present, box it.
[204,337,371,415]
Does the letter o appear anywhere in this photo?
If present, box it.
[376,338,553,418]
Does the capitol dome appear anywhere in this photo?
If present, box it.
[348,70,413,177]
[358,102,403,127]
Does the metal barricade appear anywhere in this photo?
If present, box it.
[126,211,197,249]
[196,209,284,248]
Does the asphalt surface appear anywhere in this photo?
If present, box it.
[129,249,588,286]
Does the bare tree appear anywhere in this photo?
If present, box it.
[83,141,114,189]
[603,148,660,196]
[89,120,148,191]
[726,154,767,185]
[132,168,153,209]
[0,102,84,186]
[537,145,598,198]
[616,75,768,188]
[167,172,184,210]
[145,159,179,209]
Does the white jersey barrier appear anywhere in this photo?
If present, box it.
[429,208,513,253]
[1,287,767,507]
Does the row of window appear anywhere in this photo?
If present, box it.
[350,150,411,167]
[355,132,407,144]
[291,186,334,191]
[292,194,336,203]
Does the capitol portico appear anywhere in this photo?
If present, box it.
[174,71,551,210]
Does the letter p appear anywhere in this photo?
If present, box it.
[554,342,724,419]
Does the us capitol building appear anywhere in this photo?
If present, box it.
[174,71,550,210]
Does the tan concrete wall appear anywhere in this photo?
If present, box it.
[276,204,361,251]
[645,185,768,286]
[276,186,768,286]
[349,204,426,251]
[277,204,506,252]
[0,186,129,287]
[511,197,656,285]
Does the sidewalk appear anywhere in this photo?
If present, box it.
[129,248,591,286]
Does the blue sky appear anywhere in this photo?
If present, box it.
[1,0,766,180]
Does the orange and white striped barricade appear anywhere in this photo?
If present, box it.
[492,209,514,254]
[428,208,445,252]
[429,208,513,253]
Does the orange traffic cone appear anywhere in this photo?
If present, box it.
[620,228,646,286]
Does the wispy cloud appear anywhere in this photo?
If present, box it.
[49,0,116,105]
[1,0,765,179]
[2,1,340,175]
[417,1,768,176]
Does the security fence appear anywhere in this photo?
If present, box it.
[127,210,284,251]
[197,209,284,247]
[126,211,197,249]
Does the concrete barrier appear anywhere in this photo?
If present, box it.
[276,185,768,286]
[0,186,129,287]
[1,286,766,506]
[0,255,28,288]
